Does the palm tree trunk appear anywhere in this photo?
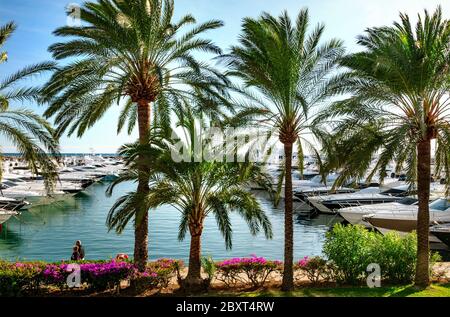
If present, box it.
[186,233,202,282]
[184,224,204,292]
[134,100,151,271]
[281,142,294,291]
[415,138,431,287]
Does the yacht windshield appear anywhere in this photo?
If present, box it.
[398,197,418,205]
[2,181,17,187]
[429,199,450,211]
[359,187,381,194]
[326,174,339,182]
[310,175,322,183]
[310,174,339,184]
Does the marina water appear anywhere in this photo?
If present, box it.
[0,181,340,262]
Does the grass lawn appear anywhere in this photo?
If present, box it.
[212,283,450,297]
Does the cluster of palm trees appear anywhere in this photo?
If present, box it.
[2,0,450,290]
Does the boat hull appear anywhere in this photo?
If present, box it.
[367,217,416,232]
[430,229,450,247]
[339,210,371,226]
[376,227,442,243]
[0,212,16,224]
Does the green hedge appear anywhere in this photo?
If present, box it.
[323,224,440,285]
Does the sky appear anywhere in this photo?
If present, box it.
[0,0,449,153]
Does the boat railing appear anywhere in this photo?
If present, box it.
[2,201,21,213]
[333,198,399,212]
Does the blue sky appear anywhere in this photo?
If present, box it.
[1,0,449,153]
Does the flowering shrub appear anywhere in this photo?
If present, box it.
[42,264,68,288]
[130,259,184,293]
[295,256,333,284]
[81,261,135,291]
[41,260,135,291]
[1,259,177,295]
[215,256,280,288]
[0,261,45,296]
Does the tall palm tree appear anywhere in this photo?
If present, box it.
[0,22,58,189]
[318,7,450,287]
[41,0,227,270]
[106,111,273,291]
[221,9,344,290]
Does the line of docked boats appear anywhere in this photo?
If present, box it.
[0,155,125,225]
[259,163,450,249]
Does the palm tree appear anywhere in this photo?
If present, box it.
[41,0,227,270]
[318,7,450,288]
[106,111,273,291]
[221,9,344,290]
[0,22,59,189]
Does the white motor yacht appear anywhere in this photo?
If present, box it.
[339,196,418,226]
[363,198,450,242]
[307,186,409,214]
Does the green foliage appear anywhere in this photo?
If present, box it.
[318,6,450,192]
[42,0,229,138]
[0,259,183,295]
[201,256,216,284]
[372,232,417,284]
[0,261,44,296]
[0,22,59,188]
[323,224,378,284]
[324,224,441,285]
[106,116,273,248]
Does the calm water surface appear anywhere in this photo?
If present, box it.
[0,181,342,262]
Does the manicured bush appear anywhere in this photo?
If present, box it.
[0,261,44,296]
[323,224,378,284]
[323,224,441,285]
[0,258,183,295]
[42,260,135,291]
[131,258,184,292]
[215,256,280,288]
[372,231,417,284]
[295,256,333,284]
[42,264,68,289]
[81,261,135,291]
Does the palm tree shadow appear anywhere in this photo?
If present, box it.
[389,286,421,297]
[388,283,450,297]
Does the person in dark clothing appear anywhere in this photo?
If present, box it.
[75,240,85,260]
[71,246,80,261]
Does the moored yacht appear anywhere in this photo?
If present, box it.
[278,173,342,198]
[293,186,356,215]
[307,186,409,214]
[339,196,418,226]
[363,198,450,242]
